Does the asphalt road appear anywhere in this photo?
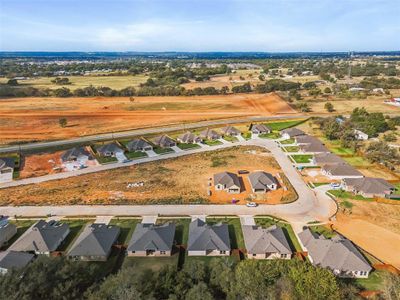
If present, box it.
[0,114,306,154]
[0,138,337,224]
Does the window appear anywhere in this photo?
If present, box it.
[160,251,166,255]
[252,254,257,257]
[281,254,287,258]
[220,251,226,255]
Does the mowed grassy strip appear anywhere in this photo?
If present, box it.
[125,151,148,159]
[177,143,201,150]
[308,225,336,239]
[254,217,302,252]
[203,140,223,146]
[291,154,313,163]
[328,189,373,201]
[109,218,141,245]
[153,147,174,154]
[264,119,307,131]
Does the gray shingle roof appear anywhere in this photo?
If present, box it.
[298,229,371,273]
[68,223,120,257]
[250,124,271,133]
[214,172,241,189]
[299,141,329,153]
[61,147,91,162]
[0,222,17,246]
[281,128,305,137]
[322,163,363,177]
[248,171,277,190]
[153,135,176,147]
[314,153,346,165]
[242,225,292,255]
[199,129,221,140]
[9,220,70,253]
[221,126,241,136]
[0,251,34,271]
[178,132,202,143]
[343,177,394,195]
[295,135,321,144]
[126,138,152,151]
[188,219,230,252]
[0,157,15,171]
[96,142,123,155]
[127,223,175,252]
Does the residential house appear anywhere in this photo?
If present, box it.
[61,147,92,163]
[221,126,241,136]
[0,157,14,183]
[250,124,271,135]
[0,251,35,275]
[127,223,176,257]
[96,142,124,157]
[247,171,278,193]
[312,153,346,166]
[298,228,371,278]
[9,220,70,255]
[187,219,230,256]
[342,177,395,198]
[153,135,177,148]
[294,135,320,145]
[354,129,368,141]
[177,132,202,144]
[281,128,305,139]
[214,172,241,194]
[199,128,221,140]
[242,225,292,259]
[299,142,329,154]
[0,217,17,248]
[126,138,153,152]
[321,163,363,180]
[67,223,120,261]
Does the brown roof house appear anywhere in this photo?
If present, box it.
[214,172,241,194]
[248,171,278,193]
[221,126,241,136]
[321,163,363,180]
[242,225,292,259]
[188,219,230,256]
[0,217,17,248]
[299,228,372,278]
[9,220,70,255]
[342,177,395,198]
[177,132,202,144]
[281,128,305,139]
[127,223,176,257]
[250,124,271,135]
[0,157,14,183]
[200,128,221,140]
[153,135,177,148]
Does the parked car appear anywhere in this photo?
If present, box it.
[246,202,258,207]
[330,182,341,189]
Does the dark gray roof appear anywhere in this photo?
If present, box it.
[127,223,175,252]
[0,251,34,271]
[281,128,305,137]
[188,219,230,252]
[295,135,321,144]
[9,220,70,253]
[242,225,292,254]
[221,126,241,135]
[96,142,123,155]
[314,153,346,165]
[299,142,329,153]
[126,138,152,151]
[0,223,17,245]
[68,223,120,257]
[0,157,15,171]
[199,128,221,140]
[178,132,201,143]
[61,147,91,162]
[322,164,363,177]
[248,171,277,190]
[299,228,371,273]
[153,135,176,147]
[250,124,271,133]
[343,177,395,195]
[214,172,241,189]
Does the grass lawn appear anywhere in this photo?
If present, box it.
[58,219,93,252]
[280,138,295,144]
[177,143,201,150]
[125,151,148,159]
[206,217,245,249]
[328,189,373,201]
[184,255,240,266]
[330,147,355,155]
[203,140,223,146]
[308,225,336,239]
[122,254,180,272]
[395,183,400,193]
[109,218,141,245]
[291,154,313,163]
[264,120,306,131]
[343,156,372,167]
[2,219,36,250]
[242,132,252,140]
[284,146,300,153]
[94,155,118,164]
[259,132,281,139]
[223,135,239,142]
[353,270,386,291]
[254,217,302,252]
[153,147,174,154]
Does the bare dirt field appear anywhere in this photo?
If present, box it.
[19,151,64,178]
[0,93,297,145]
[0,146,295,206]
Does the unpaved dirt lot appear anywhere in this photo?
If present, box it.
[0,93,297,145]
[19,151,64,178]
[0,146,294,206]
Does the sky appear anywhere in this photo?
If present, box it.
[0,0,399,52]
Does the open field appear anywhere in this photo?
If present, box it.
[0,93,297,145]
[0,146,295,205]
[0,75,148,90]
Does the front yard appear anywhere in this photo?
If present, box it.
[283,146,300,153]
[223,135,239,142]
[328,189,373,201]
[280,138,295,144]
[203,140,223,146]
[153,146,174,154]
[290,154,313,163]
[125,151,148,159]
[177,143,201,150]
[259,132,281,139]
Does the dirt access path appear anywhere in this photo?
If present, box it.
[0,93,297,145]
